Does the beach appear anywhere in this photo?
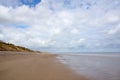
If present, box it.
[0,51,86,80]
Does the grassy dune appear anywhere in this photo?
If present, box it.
[0,41,33,52]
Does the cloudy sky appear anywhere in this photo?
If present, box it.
[0,0,120,52]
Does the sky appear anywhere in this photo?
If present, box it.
[0,0,120,52]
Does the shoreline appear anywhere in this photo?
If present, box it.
[0,51,87,80]
[57,53,120,80]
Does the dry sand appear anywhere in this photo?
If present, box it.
[0,51,87,80]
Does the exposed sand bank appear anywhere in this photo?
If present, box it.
[0,51,87,80]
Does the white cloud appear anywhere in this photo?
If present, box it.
[71,28,79,34]
[108,24,120,35]
[0,0,120,52]
[106,14,119,23]
[0,0,21,7]
[52,28,61,34]
[78,38,85,43]
[102,12,120,25]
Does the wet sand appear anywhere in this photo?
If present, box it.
[57,53,120,80]
[0,51,86,80]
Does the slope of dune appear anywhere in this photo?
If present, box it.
[0,40,33,52]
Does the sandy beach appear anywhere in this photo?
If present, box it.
[0,51,86,80]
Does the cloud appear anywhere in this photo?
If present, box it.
[0,0,120,52]
[108,24,120,35]
[0,0,22,7]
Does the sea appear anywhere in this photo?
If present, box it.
[56,52,120,80]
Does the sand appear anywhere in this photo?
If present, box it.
[0,51,87,80]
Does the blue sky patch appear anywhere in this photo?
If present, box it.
[21,0,41,7]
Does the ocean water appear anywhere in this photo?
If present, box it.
[57,53,120,80]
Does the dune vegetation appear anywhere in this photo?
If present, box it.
[0,40,33,52]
